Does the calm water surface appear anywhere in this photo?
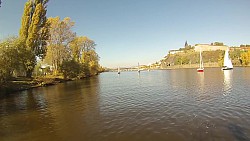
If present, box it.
[1,68,250,141]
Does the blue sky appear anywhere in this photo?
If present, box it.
[1,0,250,68]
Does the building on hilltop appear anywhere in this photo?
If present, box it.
[230,46,250,51]
[194,44,228,52]
[168,50,184,55]
[185,41,188,48]
[239,47,250,51]
[168,41,191,55]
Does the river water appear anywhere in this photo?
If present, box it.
[1,68,250,141]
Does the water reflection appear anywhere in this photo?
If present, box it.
[1,68,250,141]
[197,72,205,92]
[0,89,59,140]
[43,77,101,141]
[0,77,101,141]
[223,70,233,95]
[228,123,250,141]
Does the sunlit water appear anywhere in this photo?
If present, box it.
[1,68,250,141]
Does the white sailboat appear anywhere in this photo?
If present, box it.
[118,67,121,74]
[138,62,140,73]
[148,65,151,72]
[197,48,204,72]
[222,49,233,70]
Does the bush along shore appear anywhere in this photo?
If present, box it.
[0,76,67,95]
[0,72,102,96]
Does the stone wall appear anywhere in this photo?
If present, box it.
[194,44,228,52]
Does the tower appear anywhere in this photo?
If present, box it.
[185,41,188,48]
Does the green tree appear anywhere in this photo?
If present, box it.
[19,0,50,77]
[88,50,100,75]
[217,51,224,66]
[60,60,82,79]
[44,17,75,73]
[214,42,224,46]
[70,36,100,76]
[70,36,85,63]
[80,37,99,75]
[80,37,96,63]
[0,37,27,82]
[240,51,250,66]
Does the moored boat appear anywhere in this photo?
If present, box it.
[118,67,121,74]
[222,49,233,70]
[197,48,204,72]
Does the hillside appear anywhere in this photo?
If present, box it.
[159,49,243,68]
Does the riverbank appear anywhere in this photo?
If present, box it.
[160,63,249,70]
[0,70,104,96]
[0,76,70,96]
[161,62,219,69]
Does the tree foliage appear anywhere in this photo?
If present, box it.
[1,2,102,81]
[212,42,224,46]
[240,51,250,66]
[0,37,28,82]
[60,60,82,79]
[70,36,99,75]
[44,17,101,78]
[44,17,75,72]
[19,0,49,77]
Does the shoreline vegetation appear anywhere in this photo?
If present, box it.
[0,0,104,96]
[0,76,68,95]
[1,64,249,95]
[0,72,103,96]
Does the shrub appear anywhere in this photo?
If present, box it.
[59,60,82,79]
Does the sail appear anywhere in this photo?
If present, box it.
[197,48,204,72]
[223,50,229,67]
[201,58,204,68]
[199,49,204,68]
[228,59,233,68]
[223,49,233,68]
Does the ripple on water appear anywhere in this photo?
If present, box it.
[1,68,250,141]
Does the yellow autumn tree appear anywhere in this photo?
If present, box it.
[19,0,50,77]
[241,50,250,66]
[44,17,76,74]
[70,36,99,76]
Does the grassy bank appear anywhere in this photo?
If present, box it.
[0,76,70,95]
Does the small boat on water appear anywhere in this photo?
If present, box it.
[148,65,151,71]
[118,67,121,74]
[197,48,204,72]
[222,49,233,70]
[138,62,140,73]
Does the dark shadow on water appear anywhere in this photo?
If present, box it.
[228,123,250,141]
